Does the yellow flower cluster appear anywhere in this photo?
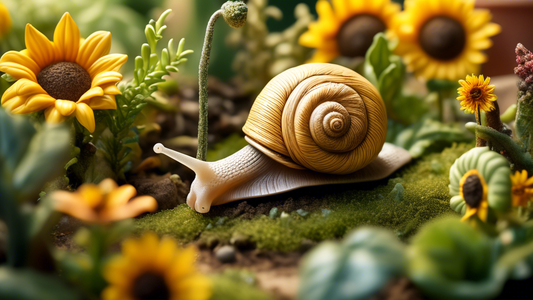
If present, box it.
[300,0,500,81]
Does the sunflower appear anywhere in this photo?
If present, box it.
[51,178,157,224]
[457,74,497,114]
[0,12,127,132]
[102,232,211,300]
[510,170,533,207]
[390,0,500,81]
[299,0,400,62]
[459,169,489,222]
[0,1,11,39]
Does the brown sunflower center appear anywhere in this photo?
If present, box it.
[470,87,482,99]
[37,62,91,102]
[419,16,466,61]
[336,14,386,58]
[512,186,525,197]
[462,174,484,208]
[132,272,170,300]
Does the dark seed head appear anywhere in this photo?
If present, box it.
[37,62,91,101]
[470,87,482,99]
[132,272,170,300]
[419,16,466,61]
[336,14,386,58]
[462,174,484,208]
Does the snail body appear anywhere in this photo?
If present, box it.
[155,63,411,213]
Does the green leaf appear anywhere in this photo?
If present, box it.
[0,267,80,300]
[0,109,36,173]
[12,123,71,197]
[377,56,404,106]
[364,33,391,86]
[393,118,473,158]
[407,217,504,300]
[299,227,405,300]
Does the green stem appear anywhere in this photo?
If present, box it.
[471,123,533,173]
[197,10,222,161]
[0,181,28,268]
[437,90,444,122]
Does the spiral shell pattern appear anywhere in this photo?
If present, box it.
[243,63,387,175]
[449,147,511,214]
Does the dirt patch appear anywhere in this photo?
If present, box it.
[197,248,301,300]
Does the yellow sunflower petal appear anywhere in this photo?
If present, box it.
[102,196,158,222]
[89,95,117,110]
[0,51,40,81]
[1,79,47,112]
[154,237,179,270]
[92,71,123,87]
[51,190,100,223]
[53,12,80,62]
[78,86,104,103]
[101,84,121,96]
[307,49,339,63]
[87,54,127,78]
[98,178,119,194]
[106,184,137,208]
[18,94,56,113]
[55,99,77,116]
[75,102,95,132]
[25,24,56,69]
[76,31,112,70]
[461,207,478,222]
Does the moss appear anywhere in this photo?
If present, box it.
[136,143,473,251]
[210,270,274,300]
[206,134,248,161]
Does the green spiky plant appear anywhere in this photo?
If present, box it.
[98,9,192,179]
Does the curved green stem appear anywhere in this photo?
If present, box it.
[468,123,533,173]
[197,10,223,161]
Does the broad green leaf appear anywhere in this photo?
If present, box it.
[408,217,504,300]
[0,267,80,300]
[12,123,71,197]
[299,227,405,300]
[364,33,391,86]
[0,109,35,173]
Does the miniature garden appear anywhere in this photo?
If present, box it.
[1,0,533,299]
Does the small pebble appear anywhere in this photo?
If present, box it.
[280,212,290,227]
[430,159,445,174]
[296,209,309,217]
[269,207,279,219]
[205,223,213,230]
[216,245,237,263]
[216,217,226,226]
[389,183,405,202]
[322,209,332,217]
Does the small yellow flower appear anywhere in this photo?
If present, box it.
[299,0,400,62]
[0,1,11,39]
[510,170,533,207]
[389,0,500,81]
[457,74,497,114]
[51,179,157,224]
[0,12,127,132]
[459,169,489,222]
[102,232,211,300]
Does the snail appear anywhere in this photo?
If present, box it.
[154,63,411,213]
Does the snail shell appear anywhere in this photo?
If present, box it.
[154,63,411,213]
[243,63,387,174]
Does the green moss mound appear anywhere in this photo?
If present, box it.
[136,143,472,251]
[210,270,274,300]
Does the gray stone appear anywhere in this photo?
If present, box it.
[389,183,405,202]
[216,245,237,263]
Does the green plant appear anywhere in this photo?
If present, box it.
[98,9,192,178]
[0,108,77,299]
